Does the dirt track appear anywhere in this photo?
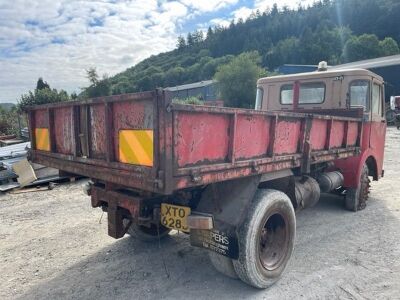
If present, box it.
[1,127,400,299]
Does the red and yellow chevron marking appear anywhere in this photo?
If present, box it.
[119,130,153,167]
[35,128,50,151]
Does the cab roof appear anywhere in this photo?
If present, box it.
[258,68,383,84]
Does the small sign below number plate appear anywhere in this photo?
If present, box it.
[161,203,191,233]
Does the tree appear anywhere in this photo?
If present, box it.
[271,3,278,16]
[86,67,99,85]
[264,37,299,69]
[206,27,213,39]
[18,87,70,111]
[70,92,78,99]
[187,32,194,46]
[36,78,50,90]
[177,35,186,49]
[165,67,185,86]
[379,37,400,56]
[214,51,265,108]
[83,68,111,98]
[342,34,381,62]
[192,30,204,44]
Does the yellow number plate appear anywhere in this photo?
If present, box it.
[161,203,191,233]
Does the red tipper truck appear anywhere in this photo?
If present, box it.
[27,67,386,288]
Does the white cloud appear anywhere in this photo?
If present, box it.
[0,0,239,103]
[180,0,238,13]
[232,7,254,21]
[209,18,231,28]
[0,0,315,103]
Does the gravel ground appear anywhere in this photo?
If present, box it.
[1,127,399,300]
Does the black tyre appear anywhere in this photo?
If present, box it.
[233,189,296,289]
[386,109,396,124]
[208,251,238,279]
[123,219,171,242]
[345,164,370,212]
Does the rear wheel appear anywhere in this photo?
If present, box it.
[233,189,296,289]
[345,164,370,212]
[124,220,171,242]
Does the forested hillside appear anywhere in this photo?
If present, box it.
[93,0,400,97]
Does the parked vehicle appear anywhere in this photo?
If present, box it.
[27,67,386,288]
[388,96,400,129]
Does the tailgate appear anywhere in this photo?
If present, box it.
[28,91,160,192]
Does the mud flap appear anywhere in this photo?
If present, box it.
[190,222,239,259]
[189,175,261,259]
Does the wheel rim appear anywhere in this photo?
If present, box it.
[258,212,289,271]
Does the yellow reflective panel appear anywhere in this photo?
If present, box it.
[35,128,50,151]
[119,130,153,167]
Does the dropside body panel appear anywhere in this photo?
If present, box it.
[28,90,363,195]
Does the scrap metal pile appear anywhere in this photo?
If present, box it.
[0,139,70,193]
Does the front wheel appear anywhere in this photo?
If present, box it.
[233,189,296,289]
[345,164,370,212]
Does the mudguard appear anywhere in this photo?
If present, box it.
[190,175,261,259]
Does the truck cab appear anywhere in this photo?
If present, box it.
[256,67,386,208]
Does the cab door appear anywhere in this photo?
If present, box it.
[369,80,386,178]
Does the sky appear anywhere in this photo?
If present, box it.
[0,0,316,103]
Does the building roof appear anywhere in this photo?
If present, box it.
[280,64,318,68]
[258,68,383,84]
[277,64,318,75]
[165,80,214,92]
[331,55,400,70]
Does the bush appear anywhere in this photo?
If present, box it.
[172,96,204,105]
[0,106,25,136]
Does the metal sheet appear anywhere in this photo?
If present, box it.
[54,106,74,155]
[174,111,230,167]
[113,100,154,162]
[0,142,30,159]
[347,122,359,146]
[0,169,17,180]
[310,119,327,150]
[26,175,67,186]
[89,104,106,159]
[330,121,345,148]
[0,182,19,192]
[234,114,271,161]
[34,109,48,128]
[273,118,302,155]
